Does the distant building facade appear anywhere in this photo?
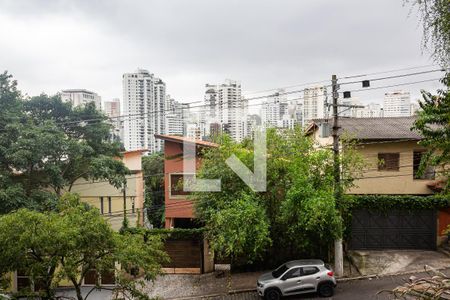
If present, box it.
[103,98,123,142]
[204,80,248,142]
[303,86,328,125]
[383,90,411,117]
[61,89,102,109]
[260,89,288,128]
[165,95,188,136]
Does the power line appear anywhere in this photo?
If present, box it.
[338,68,446,86]
[341,78,442,94]
[338,65,439,80]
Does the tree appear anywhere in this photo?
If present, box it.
[0,72,129,213]
[405,0,450,66]
[413,74,450,191]
[0,193,167,300]
[193,128,362,267]
[142,153,165,228]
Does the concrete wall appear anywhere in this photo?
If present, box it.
[310,128,436,195]
[163,140,196,228]
[348,140,435,195]
[70,151,145,231]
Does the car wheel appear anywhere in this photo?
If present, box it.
[264,288,282,300]
[318,282,334,297]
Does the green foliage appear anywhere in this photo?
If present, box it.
[0,72,129,213]
[125,227,205,240]
[0,193,168,300]
[207,194,271,261]
[193,128,362,267]
[142,153,165,228]
[405,0,450,66]
[342,194,450,211]
[412,74,450,191]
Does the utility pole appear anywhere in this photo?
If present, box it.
[122,181,128,228]
[331,74,344,277]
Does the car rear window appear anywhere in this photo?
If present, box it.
[325,264,332,270]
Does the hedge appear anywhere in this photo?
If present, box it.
[123,227,205,240]
[341,194,450,211]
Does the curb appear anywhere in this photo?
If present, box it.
[337,265,450,282]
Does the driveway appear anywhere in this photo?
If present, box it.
[348,250,450,276]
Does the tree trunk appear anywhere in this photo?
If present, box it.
[69,276,84,300]
[74,284,83,300]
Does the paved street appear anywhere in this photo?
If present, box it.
[197,269,450,300]
[56,269,450,299]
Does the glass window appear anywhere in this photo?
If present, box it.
[100,197,104,214]
[170,174,194,196]
[301,266,319,276]
[378,153,400,171]
[272,264,288,278]
[282,267,301,279]
[413,151,435,179]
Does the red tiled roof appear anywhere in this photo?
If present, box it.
[154,134,218,148]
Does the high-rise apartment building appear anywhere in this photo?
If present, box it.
[103,98,123,142]
[61,89,102,109]
[260,89,288,128]
[383,90,411,117]
[122,69,166,152]
[165,95,188,136]
[204,80,248,142]
[303,86,328,125]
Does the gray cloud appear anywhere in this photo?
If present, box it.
[0,0,442,105]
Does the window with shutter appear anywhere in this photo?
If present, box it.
[378,153,400,171]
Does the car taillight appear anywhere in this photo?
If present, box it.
[327,271,334,277]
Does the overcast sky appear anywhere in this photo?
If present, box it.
[0,0,444,107]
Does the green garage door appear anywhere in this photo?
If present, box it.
[350,209,436,250]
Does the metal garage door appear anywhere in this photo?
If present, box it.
[350,209,437,250]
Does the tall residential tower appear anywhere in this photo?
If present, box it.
[204,80,248,141]
[122,69,166,152]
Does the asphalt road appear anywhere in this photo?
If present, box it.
[56,269,449,300]
[205,269,450,300]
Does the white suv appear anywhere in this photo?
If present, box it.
[256,259,336,299]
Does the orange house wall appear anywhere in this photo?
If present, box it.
[439,208,450,237]
[164,141,205,228]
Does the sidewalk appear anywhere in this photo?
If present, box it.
[144,270,264,299]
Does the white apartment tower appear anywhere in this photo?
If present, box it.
[61,89,102,109]
[383,90,411,117]
[122,69,166,152]
[303,86,328,125]
[260,89,288,128]
[165,95,188,136]
[204,80,248,142]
